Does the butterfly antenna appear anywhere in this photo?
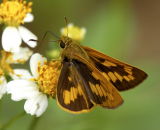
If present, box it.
[42,31,60,41]
[29,31,60,50]
[29,31,60,44]
[64,17,69,37]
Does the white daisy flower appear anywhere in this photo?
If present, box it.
[6,47,33,64]
[7,53,60,117]
[0,0,37,52]
[0,68,32,99]
[0,47,32,99]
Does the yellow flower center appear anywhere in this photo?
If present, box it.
[61,23,86,41]
[0,67,4,77]
[0,0,32,26]
[37,61,61,97]
[0,51,13,74]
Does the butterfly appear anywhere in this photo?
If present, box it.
[56,36,148,114]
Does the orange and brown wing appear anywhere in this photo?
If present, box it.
[56,61,94,114]
[72,59,123,109]
[57,58,123,114]
[82,46,148,91]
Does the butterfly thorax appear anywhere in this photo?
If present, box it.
[60,36,90,61]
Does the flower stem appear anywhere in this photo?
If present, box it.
[0,100,2,113]
[0,111,26,130]
[28,116,40,130]
[0,100,3,127]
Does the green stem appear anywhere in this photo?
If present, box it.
[0,111,26,130]
[0,100,2,127]
[28,116,40,130]
[0,100,2,113]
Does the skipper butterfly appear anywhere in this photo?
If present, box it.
[55,36,147,113]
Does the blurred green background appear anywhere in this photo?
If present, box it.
[0,0,160,130]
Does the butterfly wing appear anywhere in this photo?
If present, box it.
[57,57,123,113]
[82,46,148,91]
[72,58,123,109]
[56,60,94,113]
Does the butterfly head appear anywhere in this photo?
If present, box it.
[59,36,73,49]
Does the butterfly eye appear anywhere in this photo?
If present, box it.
[60,41,65,48]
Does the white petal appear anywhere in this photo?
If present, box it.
[24,13,34,23]
[10,69,33,80]
[7,80,40,101]
[0,76,7,99]
[30,53,47,78]
[18,26,37,48]
[6,47,33,64]
[24,94,48,117]
[2,27,22,52]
